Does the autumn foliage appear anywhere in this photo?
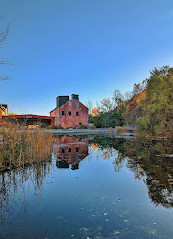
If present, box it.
[91,65,173,138]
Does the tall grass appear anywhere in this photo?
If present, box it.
[0,122,54,171]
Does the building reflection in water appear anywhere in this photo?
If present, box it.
[55,136,88,170]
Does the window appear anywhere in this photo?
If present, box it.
[62,111,64,115]
[76,111,79,116]
[62,149,65,153]
[76,103,79,107]
[69,111,71,116]
[76,148,79,152]
[68,148,71,152]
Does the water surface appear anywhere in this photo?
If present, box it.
[0,135,173,239]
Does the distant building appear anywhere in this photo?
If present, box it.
[0,104,8,116]
[50,94,88,128]
[3,114,54,126]
[0,104,8,122]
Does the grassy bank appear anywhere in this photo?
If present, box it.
[0,123,54,172]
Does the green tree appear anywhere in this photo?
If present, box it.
[137,66,173,137]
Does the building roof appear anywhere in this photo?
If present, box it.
[3,114,54,120]
[50,99,88,113]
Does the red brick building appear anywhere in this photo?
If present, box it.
[55,135,88,170]
[50,94,88,128]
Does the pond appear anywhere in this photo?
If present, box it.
[0,135,173,239]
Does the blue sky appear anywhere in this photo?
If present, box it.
[1,0,173,115]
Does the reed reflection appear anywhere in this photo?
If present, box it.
[0,162,54,225]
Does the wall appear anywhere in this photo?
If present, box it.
[50,100,88,128]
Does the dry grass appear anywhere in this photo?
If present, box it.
[115,126,129,132]
[0,122,54,171]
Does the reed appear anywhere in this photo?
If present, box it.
[0,122,54,171]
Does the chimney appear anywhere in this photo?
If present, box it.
[71,94,79,101]
[56,96,69,108]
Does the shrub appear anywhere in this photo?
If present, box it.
[115,126,128,132]
[46,125,62,129]
[79,125,87,129]
[88,125,96,129]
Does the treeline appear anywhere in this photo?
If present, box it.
[89,66,173,138]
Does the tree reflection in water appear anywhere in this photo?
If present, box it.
[0,161,54,224]
[92,136,173,208]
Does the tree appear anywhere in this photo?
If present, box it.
[86,100,93,115]
[91,107,99,116]
[123,89,146,125]
[112,89,124,108]
[137,66,173,137]
[132,83,143,96]
[99,98,114,113]
[0,18,10,81]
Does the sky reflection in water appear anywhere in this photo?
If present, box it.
[0,135,173,239]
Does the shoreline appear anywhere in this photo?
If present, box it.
[45,128,134,137]
[45,128,169,140]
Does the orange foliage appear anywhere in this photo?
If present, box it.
[92,144,99,150]
[91,107,99,116]
[124,89,146,124]
[126,90,146,110]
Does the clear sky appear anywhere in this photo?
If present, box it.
[1,0,173,115]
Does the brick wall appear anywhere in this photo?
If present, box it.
[50,100,88,128]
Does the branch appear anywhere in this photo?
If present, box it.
[0,56,17,65]
[0,60,16,65]
[0,23,10,44]
[0,76,9,81]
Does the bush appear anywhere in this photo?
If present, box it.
[115,126,128,132]
[88,125,96,129]
[136,117,148,131]
[79,125,88,129]
[46,125,62,129]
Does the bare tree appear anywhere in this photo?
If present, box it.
[124,91,133,101]
[99,98,114,113]
[86,100,93,114]
[0,17,11,81]
[112,89,124,108]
